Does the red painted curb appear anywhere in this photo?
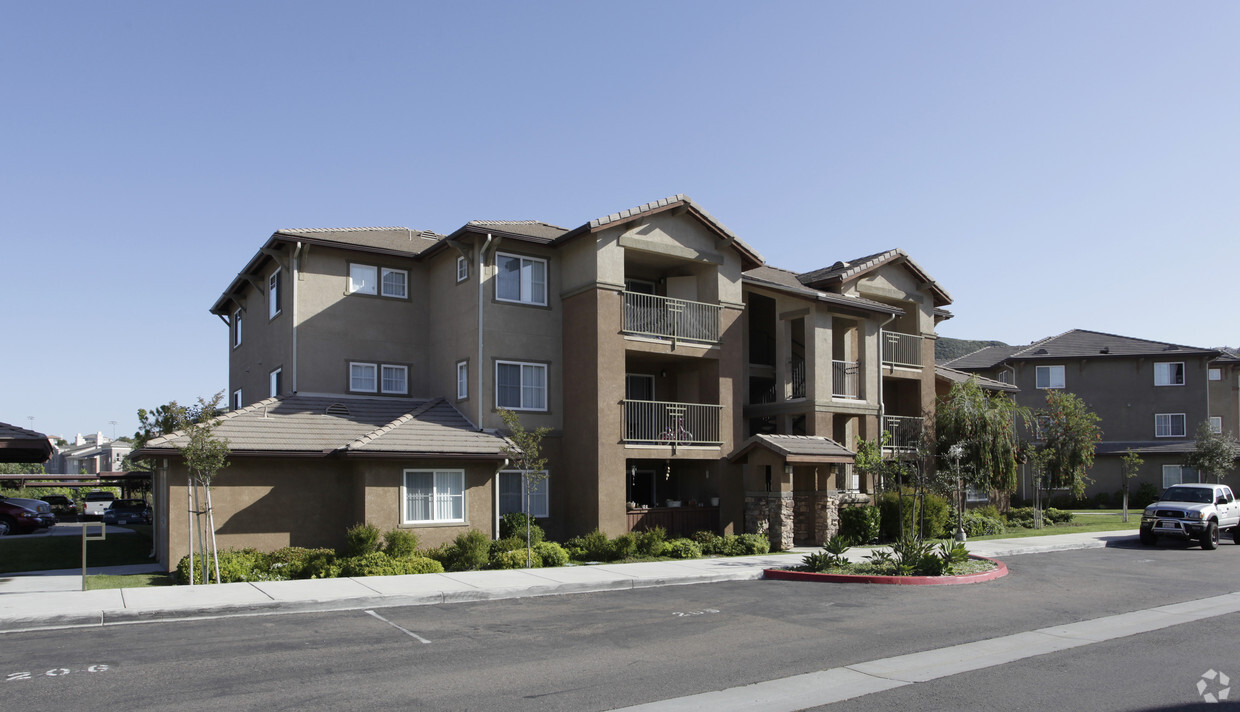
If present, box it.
[763,555,1009,585]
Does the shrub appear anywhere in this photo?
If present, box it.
[340,552,444,577]
[736,533,770,555]
[382,529,420,559]
[1131,482,1161,510]
[345,522,382,557]
[973,504,1002,520]
[803,536,850,571]
[951,511,1006,538]
[440,529,492,571]
[491,548,542,569]
[1092,492,1113,509]
[611,532,639,560]
[534,541,569,567]
[879,491,952,541]
[499,512,545,545]
[665,538,702,559]
[175,548,273,584]
[635,526,667,556]
[689,530,719,546]
[1006,507,1038,528]
[1044,507,1074,524]
[269,547,340,579]
[489,536,527,556]
[567,529,614,561]
[838,506,880,545]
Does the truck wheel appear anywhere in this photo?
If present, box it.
[1232,527,1240,545]
[1139,529,1157,546]
[0,516,13,536]
[1201,522,1219,550]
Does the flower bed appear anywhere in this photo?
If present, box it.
[764,555,1007,585]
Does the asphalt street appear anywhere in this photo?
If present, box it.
[4,541,1239,711]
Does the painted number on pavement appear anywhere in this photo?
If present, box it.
[6,665,110,683]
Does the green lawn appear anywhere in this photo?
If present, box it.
[85,573,172,590]
[0,527,156,574]
[965,510,1141,541]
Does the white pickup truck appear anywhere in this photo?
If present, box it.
[1140,483,1240,550]
[82,490,116,520]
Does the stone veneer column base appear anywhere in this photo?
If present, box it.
[744,491,794,551]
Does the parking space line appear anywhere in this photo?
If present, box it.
[364,609,430,644]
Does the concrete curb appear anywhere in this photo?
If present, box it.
[762,556,1009,585]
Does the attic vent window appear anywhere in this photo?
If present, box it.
[1034,348,1049,355]
[325,403,352,417]
[1100,347,1110,354]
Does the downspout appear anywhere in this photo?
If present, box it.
[477,234,494,430]
[291,241,303,394]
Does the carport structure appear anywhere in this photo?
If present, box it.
[0,421,53,464]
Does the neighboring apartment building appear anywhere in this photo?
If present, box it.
[947,330,1238,501]
[138,194,952,566]
[48,432,131,475]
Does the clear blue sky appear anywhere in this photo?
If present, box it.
[3,1,1237,442]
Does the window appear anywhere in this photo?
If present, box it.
[350,362,377,393]
[1162,464,1199,488]
[1154,362,1185,386]
[1155,413,1186,438]
[232,309,242,348]
[268,268,282,319]
[269,368,282,398]
[403,470,464,523]
[1033,415,1051,440]
[496,361,547,411]
[495,253,547,305]
[381,364,408,394]
[348,264,377,295]
[1035,365,1065,389]
[1209,368,1222,381]
[456,256,468,283]
[499,470,549,518]
[965,485,989,503]
[1210,416,1223,434]
[232,389,242,410]
[457,361,468,400]
[381,268,407,298]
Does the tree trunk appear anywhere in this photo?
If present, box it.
[205,482,222,584]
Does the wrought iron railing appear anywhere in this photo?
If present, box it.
[881,330,923,367]
[788,357,806,399]
[833,360,860,398]
[623,291,721,344]
[623,400,723,446]
[883,415,925,451]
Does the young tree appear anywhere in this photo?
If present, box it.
[181,406,230,585]
[128,393,225,471]
[1119,450,1144,523]
[934,378,1031,498]
[1033,390,1102,510]
[498,408,550,567]
[1186,421,1240,484]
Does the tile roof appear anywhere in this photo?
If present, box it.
[275,227,444,256]
[730,434,855,463]
[1095,441,1206,456]
[138,395,511,459]
[935,365,1019,393]
[1003,329,1217,360]
[945,345,1024,370]
[742,265,903,315]
[464,220,568,242]
[795,249,953,306]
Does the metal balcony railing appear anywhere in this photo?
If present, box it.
[623,400,723,446]
[787,357,806,399]
[833,360,860,398]
[881,330,923,367]
[623,292,721,344]
[883,415,925,451]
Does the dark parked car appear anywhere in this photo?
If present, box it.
[0,497,57,535]
[102,499,152,526]
[40,494,78,520]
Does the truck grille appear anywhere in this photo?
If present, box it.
[1155,509,1185,518]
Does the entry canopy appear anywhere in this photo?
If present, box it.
[729,434,855,465]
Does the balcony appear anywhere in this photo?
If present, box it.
[883,415,925,451]
[881,331,923,368]
[833,360,860,398]
[623,400,723,446]
[624,291,721,345]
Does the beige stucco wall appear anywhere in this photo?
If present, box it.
[227,254,294,408]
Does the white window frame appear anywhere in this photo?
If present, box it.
[381,364,408,395]
[495,252,547,306]
[402,469,465,524]
[499,470,549,518]
[269,368,282,398]
[350,362,378,393]
[1162,464,1184,488]
[232,389,242,411]
[1035,365,1065,389]
[1210,416,1223,434]
[1154,362,1185,387]
[456,256,469,283]
[381,267,408,298]
[268,268,282,320]
[1209,368,1222,381]
[456,361,469,400]
[1155,412,1186,438]
[496,360,548,411]
[232,309,242,348]
[348,264,378,295]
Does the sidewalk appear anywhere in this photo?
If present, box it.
[0,531,1138,632]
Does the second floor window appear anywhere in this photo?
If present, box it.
[349,264,408,298]
[381,365,408,394]
[269,268,282,319]
[1210,416,1223,434]
[1209,368,1222,381]
[1155,362,1185,386]
[232,389,243,410]
[496,253,546,305]
[350,362,408,394]
[1035,365,1065,389]
[1155,413,1186,438]
[232,309,242,348]
[457,256,469,283]
[496,361,547,411]
[457,361,468,400]
[350,363,377,393]
[269,368,282,398]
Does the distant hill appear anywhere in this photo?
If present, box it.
[936,337,1009,363]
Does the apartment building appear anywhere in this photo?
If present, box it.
[947,329,1238,500]
[139,195,951,566]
